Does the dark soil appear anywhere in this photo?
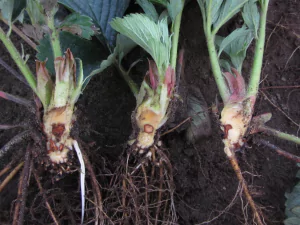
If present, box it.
[1,0,300,224]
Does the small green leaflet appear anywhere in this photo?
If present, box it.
[242,0,260,38]
[0,0,26,25]
[217,26,254,73]
[285,169,300,225]
[213,0,248,33]
[0,0,14,25]
[59,13,96,40]
[137,0,159,22]
[197,0,248,34]
[167,0,184,22]
[284,217,300,225]
[110,13,171,78]
[26,0,45,25]
[149,0,168,7]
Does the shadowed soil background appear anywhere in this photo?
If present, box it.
[1,0,300,224]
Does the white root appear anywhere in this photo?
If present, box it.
[73,140,85,225]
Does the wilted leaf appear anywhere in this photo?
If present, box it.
[167,0,184,22]
[242,0,260,38]
[58,0,130,47]
[59,13,96,40]
[217,26,254,73]
[186,86,212,143]
[137,0,159,22]
[37,31,105,82]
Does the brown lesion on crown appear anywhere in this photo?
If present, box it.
[144,124,154,133]
[52,123,65,140]
[223,124,233,139]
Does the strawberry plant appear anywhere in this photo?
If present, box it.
[101,0,186,224]
[0,0,130,224]
[198,0,300,223]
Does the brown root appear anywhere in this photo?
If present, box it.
[12,144,31,225]
[228,155,265,225]
[107,144,177,225]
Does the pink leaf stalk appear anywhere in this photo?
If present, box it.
[164,66,175,97]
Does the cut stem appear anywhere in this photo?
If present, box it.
[0,27,37,94]
[261,126,300,145]
[228,155,263,225]
[247,0,269,97]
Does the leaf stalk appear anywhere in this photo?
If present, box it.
[247,0,269,97]
[47,9,62,58]
[261,126,300,145]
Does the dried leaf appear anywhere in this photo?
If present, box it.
[22,24,45,41]
[40,0,57,13]
[59,13,95,40]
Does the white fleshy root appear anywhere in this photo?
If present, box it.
[73,140,85,225]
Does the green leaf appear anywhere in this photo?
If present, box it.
[211,0,223,25]
[219,59,232,73]
[110,13,171,77]
[82,51,116,90]
[149,0,168,7]
[58,0,130,47]
[292,206,300,217]
[12,0,26,22]
[167,0,184,22]
[59,13,95,40]
[26,0,45,25]
[137,0,159,22]
[242,0,260,38]
[0,0,14,25]
[213,0,248,33]
[217,26,254,72]
[116,34,137,64]
[37,31,105,83]
[284,217,300,225]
